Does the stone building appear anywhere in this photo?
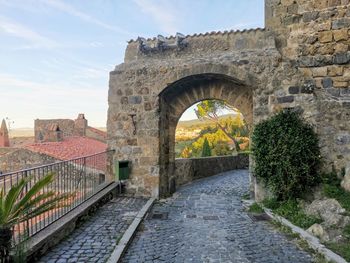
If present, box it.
[108,0,350,198]
[0,119,10,147]
[35,114,106,143]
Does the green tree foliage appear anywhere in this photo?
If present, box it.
[201,137,212,157]
[180,146,192,158]
[0,173,69,262]
[176,100,251,158]
[252,109,321,200]
[195,100,241,151]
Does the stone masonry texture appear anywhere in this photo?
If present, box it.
[107,0,350,198]
[121,170,314,263]
[37,197,147,263]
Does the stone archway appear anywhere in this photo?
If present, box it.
[107,26,310,198]
[159,73,253,196]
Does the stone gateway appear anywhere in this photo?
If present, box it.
[107,0,350,198]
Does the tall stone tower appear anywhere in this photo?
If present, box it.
[0,119,10,147]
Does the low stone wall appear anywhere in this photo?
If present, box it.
[0,148,58,174]
[174,154,249,189]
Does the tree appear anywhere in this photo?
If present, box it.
[180,146,192,158]
[195,100,243,152]
[0,173,69,262]
[201,137,212,157]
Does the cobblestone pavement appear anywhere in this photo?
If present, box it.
[121,170,314,263]
[37,197,147,263]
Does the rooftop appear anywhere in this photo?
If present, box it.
[25,136,107,161]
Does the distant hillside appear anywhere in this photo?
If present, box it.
[9,127,106,138]
[177,113,238,129]
[9,128,34,138]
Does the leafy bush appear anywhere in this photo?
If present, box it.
[252,109,321,200]
[263,198,322,229]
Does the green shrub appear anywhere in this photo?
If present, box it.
[263,198,322,229]
[252,109,321,200]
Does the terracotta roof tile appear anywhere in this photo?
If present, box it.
[87,127,107,139]
[25,136,107,161]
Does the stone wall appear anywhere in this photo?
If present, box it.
[35,119,75,142]
[34,115,107,143]
[265,0,350,170]
[108,0,350,197]
[173,154,249,191]
[0,148,57,174]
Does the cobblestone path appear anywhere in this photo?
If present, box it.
[122,170,314,263]
[38,197,147,263]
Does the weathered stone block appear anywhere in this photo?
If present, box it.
[319,31,333,43]
[334,81,349,88]
[333,29,349,41]
[128,96,142,104]
[328,65,344,76]
[328,0,341,6]
[315,21,331,31]
[288,86,300,94]
[287,3,298,14]
[277,96,294,103]
[127,138,137,146]
[301,81,316,93]
[333,52,350,64]
[311,67,328,77]
[144,102,152,111]
[341,166,350,192]
[303,11,319,23]
[327,88,340,97]
[334,43,349,53]
[283,15,301,25]
[322,77,333,88]
[332,18,350,29]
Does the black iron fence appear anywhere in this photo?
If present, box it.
[0,150,114,244]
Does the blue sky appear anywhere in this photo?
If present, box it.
[0,0,264,128]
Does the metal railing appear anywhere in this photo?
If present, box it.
[0,150,114,244]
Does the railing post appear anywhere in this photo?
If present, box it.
[83,156,87,199]
[24,170,30,241]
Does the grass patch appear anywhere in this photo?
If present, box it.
[271,220,300,239]
[325,242,350,262]
[241,193,251,200]
[248,202,264,213]
[263,198,322,229]
[321,170,350,212]
[323,184,350,212]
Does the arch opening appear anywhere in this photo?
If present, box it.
[175,99,250,159]
[158,73,253,197]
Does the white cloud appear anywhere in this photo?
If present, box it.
[0,73,105,97]
[133,0,180,35]
[0,16,57,49]
[39,0,132,35]
[0,73,108,127]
